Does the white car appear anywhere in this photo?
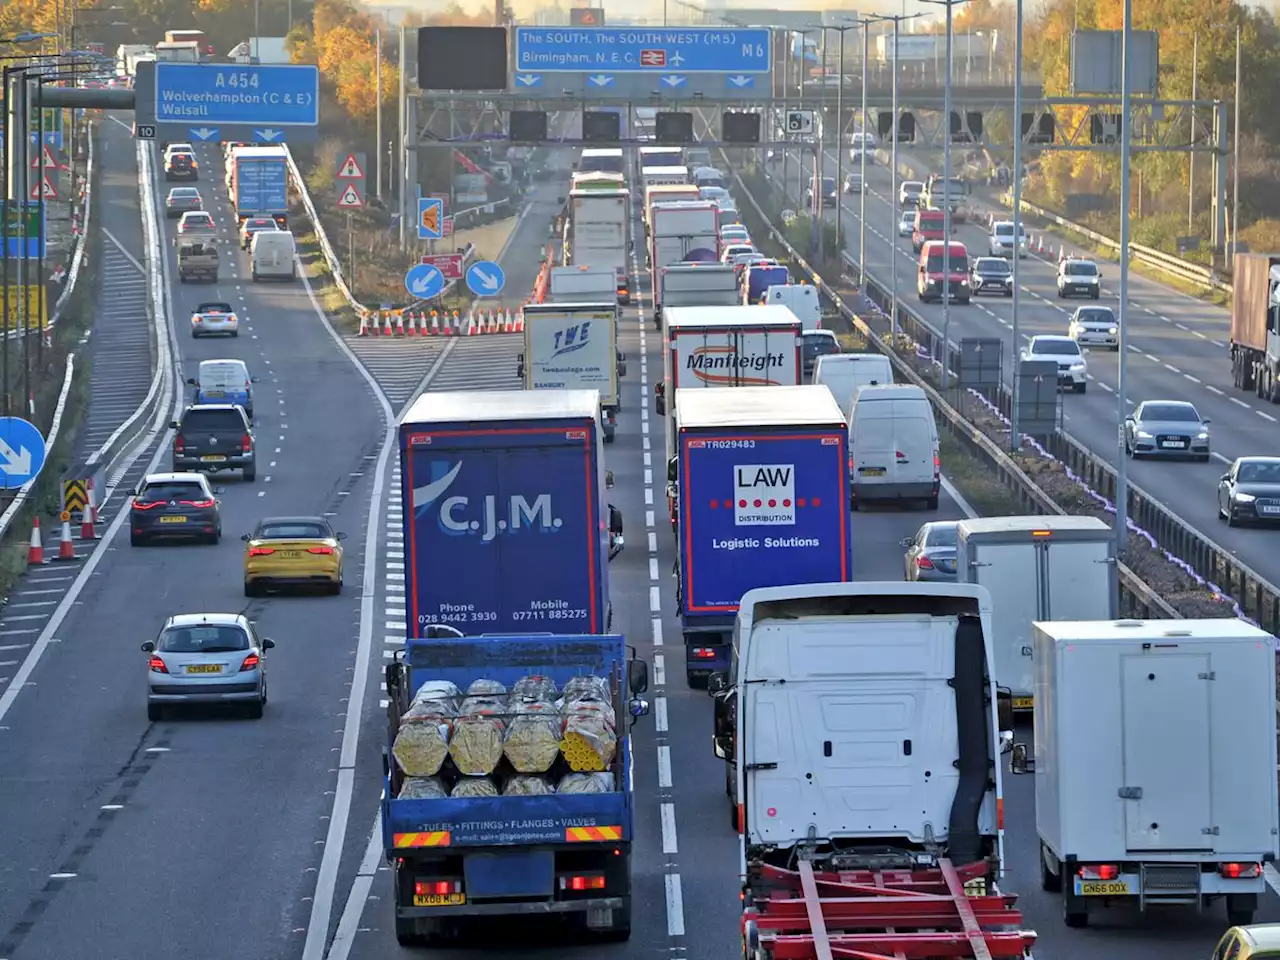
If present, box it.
[1067,305,1119,350]
[720,227,750,246]
[898,210,915,236]
[989,220,1027,258]
[1058,258,1101,299]
[163,142,195,162]
[1021,334,1088,393]
[721,243,756,264]
[849,131,878,162]
[190,301,239,339]
[900,180,924,207]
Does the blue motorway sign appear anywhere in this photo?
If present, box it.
[466,260,505,297]
[512,26,772,74]
[405,263,446,301]
[153,63,320,128]
[0,416,47,490]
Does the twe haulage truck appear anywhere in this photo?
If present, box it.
[671,386,850,686]
[398,389,624,636]
[566,187,631,303]
[707,581,1032,960]
[956,514,1114,715]
[519,303,623,442]
[1011,617,1279,929]
[653,262,738,331]
[383,632,650,945]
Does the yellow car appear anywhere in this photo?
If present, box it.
[1213,924,1280,958]
[242,515,345,597]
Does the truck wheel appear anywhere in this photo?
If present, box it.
[730,801,739,831]
[595,899,632,942]
[394,917,423,947]
[1062,888,1088,928]
[1039,843,1061,892]
[686,669,708,690]
[1226,894,1256,926]
[924,494,939,510]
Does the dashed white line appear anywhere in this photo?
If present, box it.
[660,801,679,854]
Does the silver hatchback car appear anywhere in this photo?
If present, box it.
[142,613,274,720]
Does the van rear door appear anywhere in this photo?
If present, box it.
[891,405,936,485]
[852,408,895,485]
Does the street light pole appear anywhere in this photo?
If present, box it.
[375,29,382,200]
[834,28,844,251]
[1010,0,1024,448]
[858,23,869,290]
[890,16,900,341]
[940,0,954,389]
[1232,23,1241,255]
[1115,0,1134,553]
[1188,31,1197,232]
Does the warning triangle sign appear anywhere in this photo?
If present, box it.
[30,145,58,170]
[337,153,365,180]
[337,182,363,208]
[29,173,56,200]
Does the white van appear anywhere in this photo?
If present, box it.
[812,353,893,414]
[763,284,820,327]
[847,384,940,510]
[250,230,297,281]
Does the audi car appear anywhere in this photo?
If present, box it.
[242,515,346,596]
[1218,456,1280,526]
[1123,400,1211,460]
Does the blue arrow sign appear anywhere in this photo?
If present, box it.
[587,74,614,87]
[189,126,220,141]
[661,75,686,88]
[154,63,320,128]
[0,416,47,490]
[514,74,543,87]
[726,74,755,89]
[466,260,505,298]
[253,128,285,142]
[417,197,444,240]
[513,26,772,74]
[405,263,446,300]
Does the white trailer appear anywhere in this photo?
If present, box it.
[567,189,630,303]
[956,514,1114,709]
[655,263,739,330]
[548,265,616,304]
[1013,617,1279,928]
[519,303,621,441]
[648,201,720,319]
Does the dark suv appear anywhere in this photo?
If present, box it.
[130,472,222,546]
[171,404,256,480]
[165,152,197,182]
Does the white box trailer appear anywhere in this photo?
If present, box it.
[567,189,630,303]
[956,514,1114,708]
[548,265,617,304]
[655,263,739,330]
[1014,617,1279,928]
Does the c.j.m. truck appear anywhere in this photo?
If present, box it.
[383,631,650,945]
[1228,253,1280,400]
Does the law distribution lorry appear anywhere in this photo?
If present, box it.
[382,632,650,945]
[707,581,1034,960]
[654,262,738,331]
[671,386,850,685]
[398,389,623,636]
[228,146,289,225]
[566,186,631,303]
[657,304,803,462]
[1011,617,1279,929]
[519,303,622,442]
[1227,252,1280,398]
[956,514,1114,712]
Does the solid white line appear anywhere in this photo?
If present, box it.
[660,802,679,854]
[102,228,145,274]
[325,813,385,960]
[657,744,673,788]
[665,873,686,937]
[655,696,668,733]
[941,475,977,519]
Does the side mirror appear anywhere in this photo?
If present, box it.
[132,484,143,497]
[185,377,197,386]
[1221,474,1231,483]
[713,733,731,760]
[628,658,649,694]
[899,537,913,548]
[1010,742,1032,774]
[605,470,615,490]
[628,697,650,723]
[655,393,665,417]
[169,420,180,430]
[667,456,678,484]
[213,486,226,495]
[1202,418,1211,425]
[336,532,348,540]
[608,504,624,536]
[996,689,1014,732]
[250,376,259,383]
[1082,348,1090,354]
[240,533,250,541]
[140,641,156,652]
[706,671,729,694]
[1123,416,1134,423]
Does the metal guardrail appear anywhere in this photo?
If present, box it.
[726,160,1179,620]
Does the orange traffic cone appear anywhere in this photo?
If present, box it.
[357,312,370,336]
[513,310,524,333]
[80,505,97,540]
[56,517,75,560]
[27,516,45,565]
[394,312,406,336]
[384,312,396,336]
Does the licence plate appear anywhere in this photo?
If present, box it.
[201,455,227,462]
[279,551,302,558]
[1075,879,1132,897]
[1262,506,1280,515]
[205,390,225,398]
[186,664,221,674]
[859,467,886,477]
[1160,441,1185,449]
[160,516,187,524]
[413,893,465,907]
[1012,697,1034,709]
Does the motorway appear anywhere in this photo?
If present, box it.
[774,142,1280,587]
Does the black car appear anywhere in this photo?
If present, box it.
[130,472,222,546]
[171,404,256,480]
[801,330,840,377]
[805,177,838,210]
[165,152,198,182]
[969,257,1014,297]
[1219,456,1280,526]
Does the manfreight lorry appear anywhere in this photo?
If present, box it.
[382,631,650,945]
[640,164,688,190]
[654,262,738,330]
[566,189,631,303]
[519,303,622,442]
[670,386,850,685]
[571,171,627,192]
[398,389,624,636]
[153,40,200,62]
[707,581,1033,960]
[1010,617,1279,929]
[1228,252,1280,398]
[956,514,1114,712]
[228,146,289,226]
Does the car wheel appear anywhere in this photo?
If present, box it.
[925,494,939,510]
[131,532,146,547]
[328,581,342,596]
[245,699,264,720]
[1227,508,1239,527]
[231,330,239,338]
[243,466,256,482]
[1074,382,1086,394]
[1092,291,1100,300]
[147,703,164,722]
[1197,454,1210,463]
[207,530,220,545]
[244,580,260,597]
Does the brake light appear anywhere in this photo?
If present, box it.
[848,457,855,472]
[415,880,461,896]
[248,547,275,557]
[148,656,168,674]
[917,556,935,570]
[239,653,260,672]
[241,433,252,452]
[692,647,717,659]
[307,546,335,555]
[133,500,165,510]
[174,436,184,453]
[934,453,941,476]
[178,499,215,508]
[1078,864,1119,881]
[1220,863,1261,879]
[561,874,606,891]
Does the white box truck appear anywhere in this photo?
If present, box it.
[548,265,617,304]
[649,201,720,320]
[957,514,1114,711]
[519,303,622,441]
[655,263,739,331]
[567,188,630,303]
[1011,617,1279,928]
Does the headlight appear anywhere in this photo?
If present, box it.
[959,280,970,287]
[1235,492,1256,503]
[1136,431,1153,439]
[1196,431,1209,440]
[1109,326,1118,334]
[1070,362,1085,371]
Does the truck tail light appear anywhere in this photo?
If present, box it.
[1078,864,1119,881]
[933,453,941,477]
[414,880,462,896]
[560,874,606,891]
[1220,863,1261,879]
[691,647,717,659]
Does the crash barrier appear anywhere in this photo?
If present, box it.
[728,160,1179,620]
[356,307,524,338]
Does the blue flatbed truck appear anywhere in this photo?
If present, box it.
[382,632,650,945]
[397,389,623,636]
[671,385,852,686]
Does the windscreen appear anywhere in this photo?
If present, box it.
[926,524,958,546]
[181,409,244,431]
[1142,403,1198,422]
[1034,338,1080,355]
[158,625,250,653]
[926,252,968,273]
[140,481,205,501]
[258,521,330,539]
[1065,262,1098,276]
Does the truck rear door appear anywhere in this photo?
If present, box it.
[1121,653,1213,852]
[970,542,1038,699]
[1046,540,1113,619]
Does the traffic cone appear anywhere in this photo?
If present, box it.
[80,506,97,540]
[56,517,75,560]
[357,312,370,336]
[384,313,395,336]
[428,313,440,336]
[513,310,524,333]
[506,309,515,333]
[369,311,381,336]
[27,517,45,565]
[394,312,406,336]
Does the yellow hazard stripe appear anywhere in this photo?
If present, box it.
[565,825,622,842]
[393,831,451,848]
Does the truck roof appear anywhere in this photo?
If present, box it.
[957,515,1110,537]
[676,385,844,429]
[665,304,801,330]
[738,581,992,630]
[642,165,688,175]
[400,388,601,426]
[1034,617,1271,644]
[231,146,287,160]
